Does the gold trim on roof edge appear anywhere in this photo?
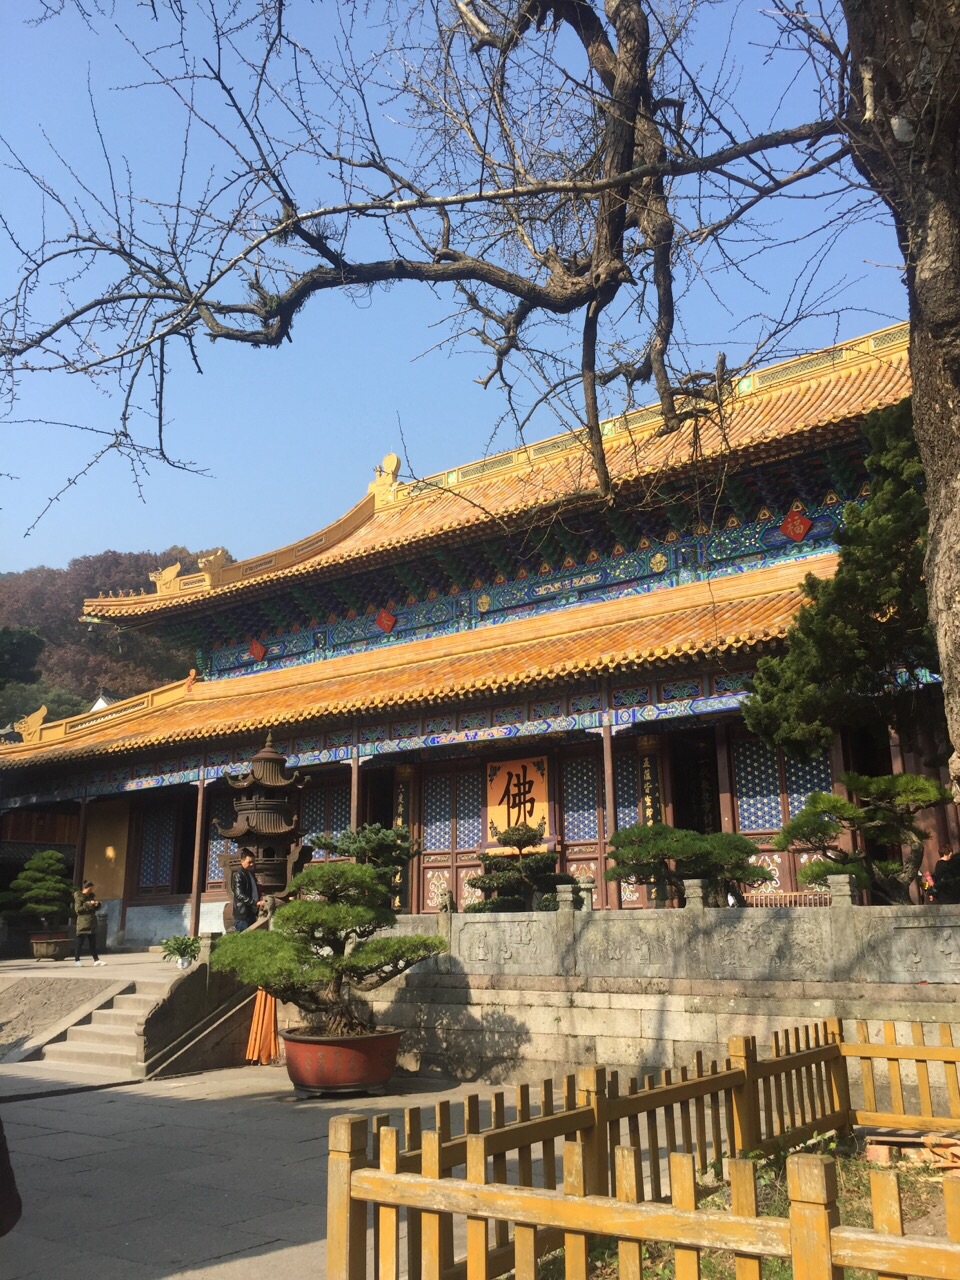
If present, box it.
[80,324,907,623]
[6,554,837,769]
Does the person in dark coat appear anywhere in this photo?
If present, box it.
[230,852,261,931]
[74,880,105,965]
[0,1113,22,1236]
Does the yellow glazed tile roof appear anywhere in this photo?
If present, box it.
[82,325,908,622]
[3,555,837,770]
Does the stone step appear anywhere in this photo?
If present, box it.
[42,1041,141,1070]
[132,979,175,997]
[110,994,157,1014]
[89,1008,144,1028]
[64,1024,138,1049]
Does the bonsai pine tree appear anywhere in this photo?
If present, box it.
[465,820,579,912]
[605,823,773,906]
[0,849,74,931]
[211,824,445,1036]
[775,772,949,904]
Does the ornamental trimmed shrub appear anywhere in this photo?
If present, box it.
[464,820,580,912]
[0,848,74,930]
[211,824,445,1035]
[605,823,773,905]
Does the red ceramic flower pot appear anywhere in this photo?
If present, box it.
[279,1027,402,1096]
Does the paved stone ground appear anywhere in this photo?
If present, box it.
[0,977,114,1062]
[1,1064,480,1279]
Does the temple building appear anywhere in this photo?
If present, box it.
[1,323,954,945]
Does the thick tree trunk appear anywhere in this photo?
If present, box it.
[843,1,960,794]
[911,314,960,797]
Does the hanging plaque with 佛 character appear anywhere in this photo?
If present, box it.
[486,757,549,848]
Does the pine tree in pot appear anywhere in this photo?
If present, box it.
[605,823,774,906]
[211,824,445,1094]
[0,849,75,959]
[464,820,580,912]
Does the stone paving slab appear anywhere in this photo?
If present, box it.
[0,1061,137,1100]
[1,1063,486,1279]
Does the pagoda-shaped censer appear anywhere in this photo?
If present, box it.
[215,733,311,919]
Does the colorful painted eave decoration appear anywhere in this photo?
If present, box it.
[1,554,836,770]
[79,325,908,623]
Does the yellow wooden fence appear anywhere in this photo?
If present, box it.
[326,1017,960,1280]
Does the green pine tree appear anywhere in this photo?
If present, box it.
[774,771,949,903]
[0,849,75,929]
[465,820,579,912]
[211,824,444,1035]
[743,400,937,756]
[605,823,773,905]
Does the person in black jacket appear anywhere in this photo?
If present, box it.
[230,852,261,930]
[0,1113,21,1237]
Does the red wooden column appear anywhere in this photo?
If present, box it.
[715,723,736,833]
[189,777,207,938]
[72,797,90,887]
[830,734,855,855]
[349,755,360,830]
[394,764,416,913]
[659,737,675,828]
[599,686,617,909]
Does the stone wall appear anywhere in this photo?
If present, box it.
[351,888,960,1087]
[120,901,224,947]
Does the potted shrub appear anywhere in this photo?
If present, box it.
[775,771,950,904]
[0,849,75,959]
[465,820,580,911]
[605,823,774,905]
[160,935,202,968]
[212,824,445,1094]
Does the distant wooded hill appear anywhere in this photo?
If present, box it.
[0,547,230,726]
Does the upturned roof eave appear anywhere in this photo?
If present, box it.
[78,322,909,628]
[0,554,837,775]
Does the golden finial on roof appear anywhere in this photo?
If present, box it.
[367,451,402,507]
[198,548,227,576]
[14,706,47,743]
[148,562,182,595]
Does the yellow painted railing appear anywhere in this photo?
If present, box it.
[326,1016,960,1279]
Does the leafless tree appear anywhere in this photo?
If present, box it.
[5,1,960,785]
[766,1,960,794]
[2,1,856,492]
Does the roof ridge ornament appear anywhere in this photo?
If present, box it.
[148,561,182,594]
[368,451,402,507]
[14,706,47,743]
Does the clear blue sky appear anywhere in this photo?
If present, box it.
[0,2,906,576]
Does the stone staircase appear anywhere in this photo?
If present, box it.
[40,978,172,1077]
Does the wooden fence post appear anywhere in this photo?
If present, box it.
[728,1036,761,1155]
[670,1152,700,1280]
[615,1145,644,1280]
[466,1132,489,1280]
[327,1114,369,1280]
[378,1127,400,1280]
[730,1159,761,1280]
[787,1154,842,1280]
[563,1138,590,1280]
[576,1065,609,1195]
[824,1017,852,1133]
[421,1129,444,1280]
